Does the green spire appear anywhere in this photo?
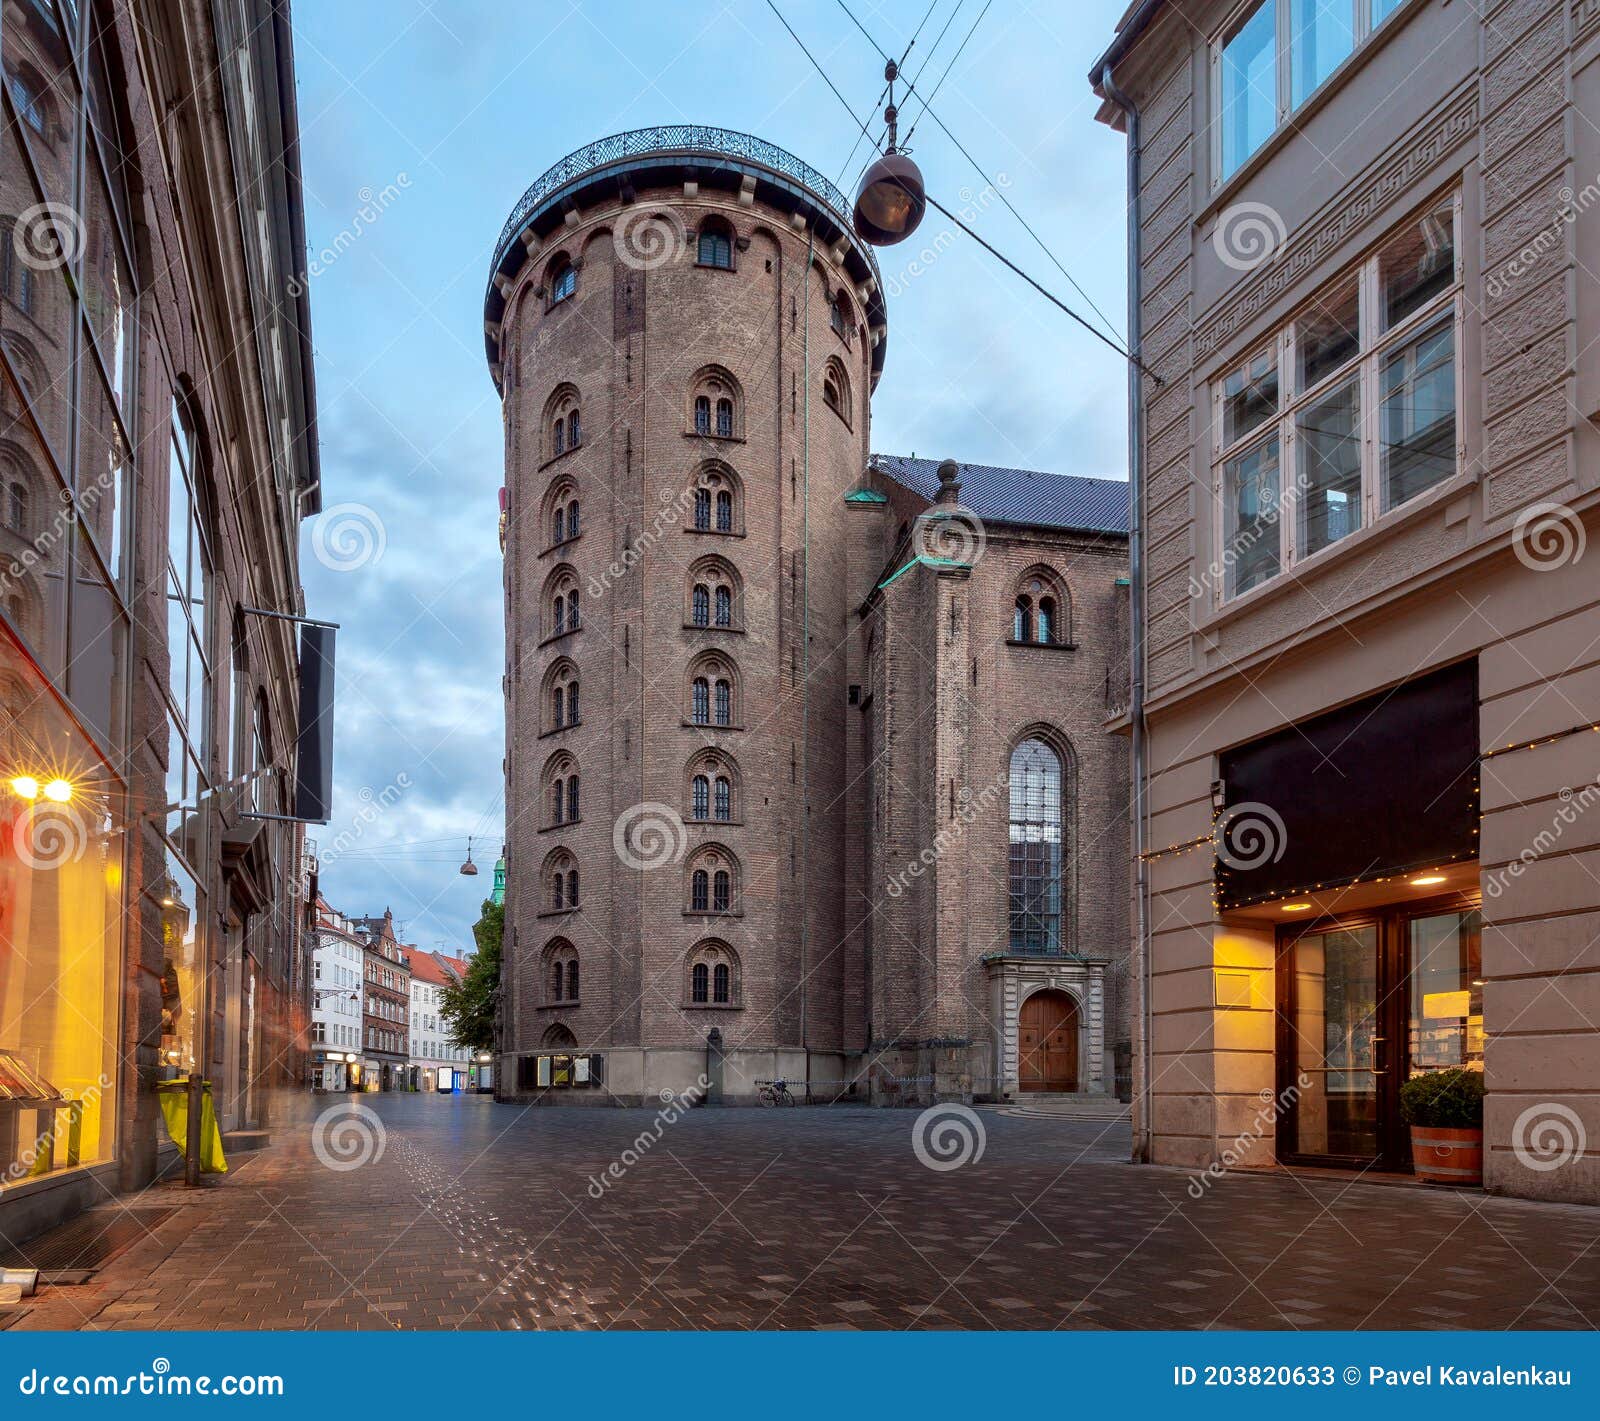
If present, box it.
[491,855,506,907]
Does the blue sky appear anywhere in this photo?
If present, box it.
[290,0,1131,953]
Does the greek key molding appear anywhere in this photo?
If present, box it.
[1193,85,1479,365]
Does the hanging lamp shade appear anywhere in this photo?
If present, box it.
[459,835,480,876]
[852,152,927,245]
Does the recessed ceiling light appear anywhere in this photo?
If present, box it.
[1283,901,1313,912]
[1410,874,1447,887]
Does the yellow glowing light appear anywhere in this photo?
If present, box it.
[10,775,39,799]
[42,778,72,803]
[1410,874,1447,887]
[1282,901,1313,912]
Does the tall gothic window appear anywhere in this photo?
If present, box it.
[1008,738,1064,953]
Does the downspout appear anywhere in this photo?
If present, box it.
[799,230,815,1096]
[1100,62,1151,1165]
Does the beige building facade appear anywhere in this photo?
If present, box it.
[1093,0,1600,1200]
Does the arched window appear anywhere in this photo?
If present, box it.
[568,868,580,906]
[685,941,740,1006]
[567,776,579,821]
[546,851,579,912]
[553,420,565,456]
[694,486,711,529]
[566,959,579,1001]
[692,774,710,820]
[716,489,732,532]
[552,506,565,544]
[697,220,733,270]
[692,584,710,626]
[1037,596,1056,644]
[552,874,565,911]
[712,869,730,912]
[543,384,580,462]
[714,586,732,627]
[542,661,578,733]
[549,258,576,304]
[713,962,730,1003]
[831,290,851,339]
[1008,738,1065,953]
[545,940,578,1004]
[1014,596,1031,643]
[568,409,580,449]
[691,868,709,912]
[687,557,740,631]
[714,679,731,726]
[686,848,737,915]
[689,461,742,535]
[551,960,565,999]
[687,367,741,440]
[686,752,738,823]
[692,962,710,1002]
[550,779,564,824]
[5,480,26,533]
[566,588,580,631]
[1012,569,1070,645]
[714,776,731,821]
[545,567,580,639]
[567,681,579,724]
[692,677,710,724]
[822,357,852,426]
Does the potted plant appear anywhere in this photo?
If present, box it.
[1399,1068,1485,1186]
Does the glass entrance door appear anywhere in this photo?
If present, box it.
[1284,925,1382,1162]
[1278,899,1482,1170]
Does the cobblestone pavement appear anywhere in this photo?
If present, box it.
[5,1094,1599,1331]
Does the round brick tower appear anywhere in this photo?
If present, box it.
[483,127,888,1102]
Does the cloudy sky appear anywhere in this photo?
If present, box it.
[290,0,1132,953]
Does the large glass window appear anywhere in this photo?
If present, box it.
[1008,738,1064,954]
[0,624,123,1181]
[1211,200,1458,600]
[1408,909,1482,1073]
[1216,0,1410,181]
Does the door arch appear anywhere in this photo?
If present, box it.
[1019,989,1079,1092]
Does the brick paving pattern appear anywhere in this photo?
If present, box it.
[5,1095,1598,1331]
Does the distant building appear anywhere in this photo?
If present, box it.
[407,952,471,1091]
[352,911,410,1090]
[310,901,365,1090]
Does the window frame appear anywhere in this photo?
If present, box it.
[1211,0,1412,188]
[1208,192,1463,605]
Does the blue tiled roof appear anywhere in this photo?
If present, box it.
[869,454,1129,536]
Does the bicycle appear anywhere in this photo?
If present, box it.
[758,1078,797,1107]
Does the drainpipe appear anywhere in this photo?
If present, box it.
[1100,62,1152,1165]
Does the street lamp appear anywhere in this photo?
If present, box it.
[851,60,926,246]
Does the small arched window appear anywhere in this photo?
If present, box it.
[552,506,565,544]
[1012,570,1069,645]
[695,396,711,436]
[552,420,565,456]
[1014,596,1031,643]
[713,962,730,1003]
[567,681,579,723]
[567,776,579,821]
[550,779,565,825]
[822,358,852,426]
[831,290,851,339]
[566,959,579,1001]
[692,677,710,724]
[716,398,733,438]
[552,873,565,911]
[692,962,710,1002]
[714,679,731,726]
[692,584,710,626]
[715,489,732,532]
[550,260,577,304]
[692,775,710,820]
[712,869,730,912]
[694,487,711,529]
[553,593,565,630]
[1037,596,1056,644]
[714,586,731,628]
[568,409,580,449]
[544,661,579,732]
[551,960,565,999]
[698,222,733,270]
[714,776,731,821]
[566,588,580,631]
[691,868,709,912]
[567,868,580,906]
[5,480,27,533]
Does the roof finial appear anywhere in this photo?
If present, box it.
[935,457,961,506]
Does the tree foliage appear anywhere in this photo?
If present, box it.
[440,897,502,1053]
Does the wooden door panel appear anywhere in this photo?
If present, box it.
[1019,991,1079,1092]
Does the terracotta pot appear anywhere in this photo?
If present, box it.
[1410,1125,1483,1185]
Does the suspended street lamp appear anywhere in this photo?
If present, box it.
[459,835,480,877]
[852,60,926,246]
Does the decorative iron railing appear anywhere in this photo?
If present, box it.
[491,124,881,289]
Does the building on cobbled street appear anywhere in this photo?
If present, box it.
[407,950,473,1092]
[310,899,365,1091]
[353,910,410,1091]
[1092,0,1600,1202]
[483,127,1131,1107]
[0,0,321,1243]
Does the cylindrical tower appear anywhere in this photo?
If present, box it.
[484,126,888,1101]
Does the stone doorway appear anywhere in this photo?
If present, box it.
[1019,989,1079,1092]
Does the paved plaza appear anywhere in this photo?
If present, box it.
[4,1095,1598,1331]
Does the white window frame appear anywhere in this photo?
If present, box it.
[1209,192,1463,604]
[1211,0,1410,188]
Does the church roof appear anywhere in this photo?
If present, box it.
[869,454,1129,536]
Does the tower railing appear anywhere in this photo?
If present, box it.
[491,125,883,289]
